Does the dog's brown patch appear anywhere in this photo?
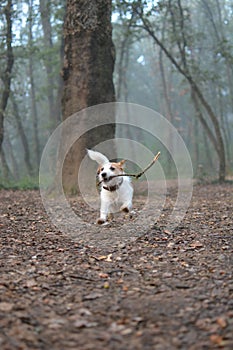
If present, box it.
[97,160,126,177]
[97,166,104,175]
[116,159,126,170]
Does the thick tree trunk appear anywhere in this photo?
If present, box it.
[61,0,115,194]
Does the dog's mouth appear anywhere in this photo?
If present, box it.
[99,175,110,184]
[101,173,113,183]
[99,175,118,185]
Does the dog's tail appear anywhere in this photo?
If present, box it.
[87,149,109,165]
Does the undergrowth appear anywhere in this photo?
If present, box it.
[0,176,39,190]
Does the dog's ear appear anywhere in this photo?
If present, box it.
[87,149,109,165]
[118,159,126,169]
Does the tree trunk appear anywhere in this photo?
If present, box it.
[137,9,226,182]
[28,0,40,169]
[39,0,57,129]
[3,132,19,180]
[0,0,14,153]
[190,81,226,182]
[0,148,13,180]
[11,96,33,176]
[116,35,129,101]
[61,0,115,194]
[159,48,174,176]
[54,34,65,124]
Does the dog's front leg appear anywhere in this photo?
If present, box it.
[97,200,109,225]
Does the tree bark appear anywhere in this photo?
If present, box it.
[0,148,13,180]
[28,0,40,169]
[61,0,115,193]
[0,0,14,154]
[3,132,19,180]
[39,0,57,129]
[11,96,33,176]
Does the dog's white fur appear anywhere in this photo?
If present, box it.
[87,149,133,225]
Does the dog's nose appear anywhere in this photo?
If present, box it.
[101,172,107,178]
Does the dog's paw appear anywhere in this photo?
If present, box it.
[120,206,129,213]
[96,218,107,225]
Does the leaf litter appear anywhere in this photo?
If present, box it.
[0,183,232,349]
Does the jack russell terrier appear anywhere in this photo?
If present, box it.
[87,149,133,225]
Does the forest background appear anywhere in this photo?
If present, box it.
[0,0,233,188]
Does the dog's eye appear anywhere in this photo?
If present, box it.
[100,167,104,172]
[110,166,115,171]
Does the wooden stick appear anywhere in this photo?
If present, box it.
[98,151,161,185]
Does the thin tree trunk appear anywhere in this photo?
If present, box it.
[193,118,200,176]
[0,0,14,153]
[0,148,13,180]
[28,0,40,169]
[137,10,226,182]
[115,15,135,102]
[159,48,174,176]
[116,36,129,101]
[216,84,231,164]
[54,33,65,124]
[39,0,56,129]
[4,132,19,180]
[11,96,33,176]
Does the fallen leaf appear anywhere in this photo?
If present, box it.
[121,328,133,335]
[74,319,98,328]
[216,316,227,328]
[73,320,86,328]
[83,292,103,301]
[122,285,128,291]
[106,254,113,262]
[190,241,203,249]
[25,279,37,288]
[94,254,112,261]
[0,302,14,312]
[99,273,109,278]
[210,334,224,346]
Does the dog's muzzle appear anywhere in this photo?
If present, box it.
[103,178,123,192]
[101,172,108,180]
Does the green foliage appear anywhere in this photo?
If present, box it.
[0,175,39,190]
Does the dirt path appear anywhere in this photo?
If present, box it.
[0,183,232,349]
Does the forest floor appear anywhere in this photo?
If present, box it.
[0,182,232,350]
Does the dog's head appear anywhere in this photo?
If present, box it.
[97,160,126,186]
[87,149,126,188]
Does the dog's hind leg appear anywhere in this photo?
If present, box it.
[120,200,132,213]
